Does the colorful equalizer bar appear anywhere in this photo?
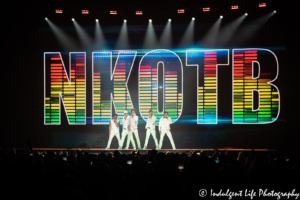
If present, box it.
[139,50,183,124]
[233,49,279,123]
[186,50,229,124]
[44,52,86,125]
[93,51,136,124]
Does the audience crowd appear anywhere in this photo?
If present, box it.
[1,148,299,199]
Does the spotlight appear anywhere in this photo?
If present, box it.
[149,19,152,22]
[274,10,276,13]
[55,9,63,14]
[203,7,210,12]
[231,5,239,10]
[82,10,89,14]
[45,17,48,20]
[178,9,185,14]
[220,15,223,18]
[259,3,266,7]
[124,19,127,22]
[168,19,171,22]
[245,13,248,16]
[72,18,74,21]
[192,17,195,20]
[96,19,99,22]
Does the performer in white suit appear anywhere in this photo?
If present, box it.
[105,114,121,150]
[128,109,141,150]
[143,109,158,150]
[120,111,136,150]
[158,111,176,150]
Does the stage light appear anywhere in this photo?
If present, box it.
[203,7,210,12]
[230,12,275,46]
[217,14,247,47]
[245,13,248,16]
[160,19,172,48]
[73,19,92,48]
[259,3,266,7]
[220,15,223,18]
[143,18,158,48]
[179,17,195,47]
[45,17,48,20]
[82,10,89,14]
[201,17,222,47]
[178,9,184,13]
[274,10,276,13]
[55,9,63,14]
[124,19,127,22]
[116,19,129,49]
[110,10,117,15]
[231,5,239,10]
[46,19,78,50]
[93,19,106,50]
[136,11,143,15]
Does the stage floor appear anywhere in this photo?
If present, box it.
[30,148,271,151]
[0,147,276,155]
[26,148,275,154]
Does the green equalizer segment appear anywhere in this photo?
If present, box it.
[198,51,217,123]
[186,50,229,124]
[139,50,182,124]
[233,49,279,123]
[93,51,135,124]
[45,53,86,125]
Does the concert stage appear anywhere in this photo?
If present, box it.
[18,148,275,155]
[2,0,290,152]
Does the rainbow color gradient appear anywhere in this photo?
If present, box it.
[44,52,86,125]
[92,51,136,124]
[233,49,279,123]
[186,50,229,124]
[139,50,183,124]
